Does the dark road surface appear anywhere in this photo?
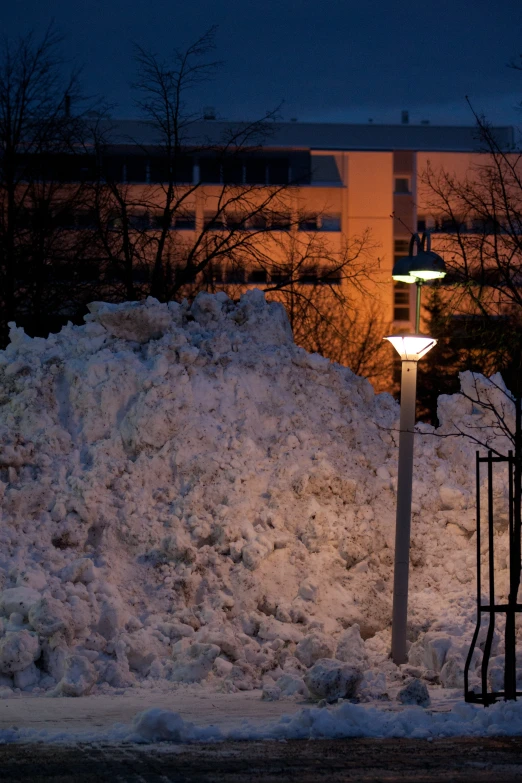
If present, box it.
[1,737,522,782]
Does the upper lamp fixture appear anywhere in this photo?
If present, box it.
[384,334,436,362]
[392,231,447,331]
[392,232,447,283]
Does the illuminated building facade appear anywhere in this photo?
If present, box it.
[105,118,514,335]
[10,118,514,385]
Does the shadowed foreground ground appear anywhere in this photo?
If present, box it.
[2,738,522,782]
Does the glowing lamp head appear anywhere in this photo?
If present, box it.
[392,232,447,284]
[385,334,437,361]
[408,249,447,281]
[391,256,418,284]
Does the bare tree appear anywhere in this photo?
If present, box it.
[421,109,522,324]
[254,227,392,385]
[0,26,383,380]
[289,290,393,385]
[91,29,295,303]
[88,29,385,383]
[0,26,98,345]
[418,103,522,423]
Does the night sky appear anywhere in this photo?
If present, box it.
[4,0,522,127]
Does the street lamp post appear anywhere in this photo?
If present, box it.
[385,336,436,664]
[386,231,447,665]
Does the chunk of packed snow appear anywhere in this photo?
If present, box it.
[398,678,431,707]
[55,654,96,696]
[305,658,362,702]
[335,623,368,667]
[169,642,220,683]
[295,633,335,667]
[0,588,40,618]
[0,631,40,674]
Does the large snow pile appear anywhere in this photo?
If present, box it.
[0,290,514,699]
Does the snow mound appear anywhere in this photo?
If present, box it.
[0,290,512,698]
[126,699,522,741]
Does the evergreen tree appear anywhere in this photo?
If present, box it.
[417,284,522,425]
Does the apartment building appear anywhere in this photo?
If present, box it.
[101,118,514,333]
[7,116,514,375]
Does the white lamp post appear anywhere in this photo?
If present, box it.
[385,335,436,664]
[386,232,446,665]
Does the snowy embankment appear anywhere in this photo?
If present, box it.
[0,290,516,720]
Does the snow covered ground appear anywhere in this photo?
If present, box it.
[0,290,518,740]
[1,686,522,743]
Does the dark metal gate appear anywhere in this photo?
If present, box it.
[464,449,522,704]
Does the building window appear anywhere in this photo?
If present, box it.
[76,210,97,230]
[245,159,266,185]
[248,214,268,231]
[394,239,410,267]
[321,266,341,285]
[205,263,223,283]
[393,282,410,322]
[267,158,289,185]
[26,153,96,183]
[199,159,221,184]
[417,216,426,232]
[394,239,410,253]
[129,212,149,231]
[54,209,76,229]
[223,160,243,184]
[298,214,318,231]
[299,265,318,284]
[174,213,196,230]
[225,266,246,283]
[126,158,148,183]
[150,212,196,231]
[107,213,123,231]
[270,212,292,231]
[394,177,411,194]
[270,266,291,285]
[133,265,151,283]
[248,269,267,284]
[150,213,166,230]
[298,214,341,232]
[149,156,193,184]
[197,155,289,186]
[171,264,197,285]
[433,215,467,233]
[204,213,225,230]
[226,214,248,231]
[319,214,341,231]
[52,259,100,282]
[103,155,125,182]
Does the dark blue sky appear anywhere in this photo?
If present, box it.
[4,0,522,126]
